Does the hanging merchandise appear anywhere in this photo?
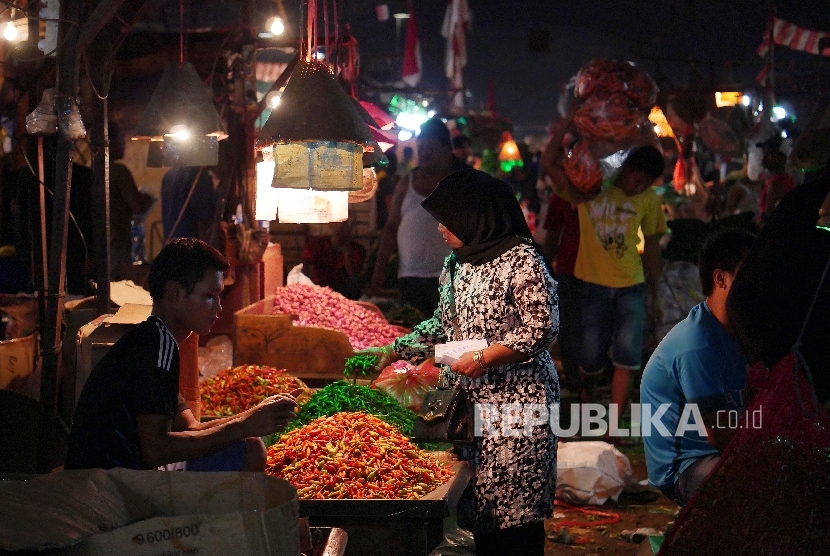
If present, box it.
[25,88,58,137]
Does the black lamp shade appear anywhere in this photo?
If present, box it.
[133,62,226,140]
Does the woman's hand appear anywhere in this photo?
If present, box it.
[452,350,488,379]
[354,346,396,372]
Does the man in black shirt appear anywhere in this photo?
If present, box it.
[65,238,299,471]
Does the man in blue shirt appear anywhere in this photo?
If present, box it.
[641,228,756,506]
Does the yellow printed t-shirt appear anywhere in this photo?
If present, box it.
[574,185,667,288]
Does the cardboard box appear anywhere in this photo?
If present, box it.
[233,297,354,380]
[0,468,299,556]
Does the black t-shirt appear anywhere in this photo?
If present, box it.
[727,177,830,403]
[65,316,184,470]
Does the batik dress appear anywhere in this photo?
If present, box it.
[393,244,560,533]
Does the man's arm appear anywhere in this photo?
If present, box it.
[370,175,406,292]
[137,394,298,468]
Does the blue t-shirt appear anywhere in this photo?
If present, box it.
[640,301,747,491]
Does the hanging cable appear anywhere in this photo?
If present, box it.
[179,0,185,65]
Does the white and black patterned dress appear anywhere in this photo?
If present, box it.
[393,244,560,533]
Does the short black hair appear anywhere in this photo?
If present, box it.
[699,228,756,296]
[148,238,229,301]
[452,135,471,149]
[418,117,451,148]
[623,145,665,179]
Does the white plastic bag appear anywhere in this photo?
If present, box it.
[556,441,635,505]
[286,263,315,286]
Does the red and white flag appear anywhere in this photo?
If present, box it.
[757,17,830,57]
[402,8,422,87]
[441,0,471,111]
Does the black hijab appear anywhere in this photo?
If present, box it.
[421,168,533,266]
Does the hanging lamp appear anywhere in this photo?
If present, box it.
[497,131,522,173]
[255,0,379,223]
[258,60,377,189]
[132,0,226,167]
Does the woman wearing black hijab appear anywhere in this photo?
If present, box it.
[362,168,560,556]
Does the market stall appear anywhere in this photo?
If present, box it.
[199,373,470,556]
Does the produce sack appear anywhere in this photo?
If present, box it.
[563,140,603,194]
[573,92,643,143]
[371,359,441,411]
[574,59,657,110]
[555,441,635,506]
[0,468,299,556]
[659,354,830,555]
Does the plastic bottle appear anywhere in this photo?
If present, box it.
[131,215,146,264]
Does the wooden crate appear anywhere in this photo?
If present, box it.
[233,296,354,380]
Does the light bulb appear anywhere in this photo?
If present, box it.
[269,94,281,109]
[168,125,190,141]
[3,22,17,42]
[270,17,285,36]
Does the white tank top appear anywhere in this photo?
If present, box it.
[397,173,452,278]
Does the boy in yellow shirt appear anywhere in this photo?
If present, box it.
[573,146,666,435]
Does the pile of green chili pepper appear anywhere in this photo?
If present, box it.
[290,380,416,433]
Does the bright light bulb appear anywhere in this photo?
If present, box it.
[269,94,281,109]
[741,95,751,107]
[398,129,413,142]
[3,22,17,42]
[772,106,787,120]
[168,125,190,141]
[270,17,285,36]
[654,124,661,135]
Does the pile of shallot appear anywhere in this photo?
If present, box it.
[271,284,407,349]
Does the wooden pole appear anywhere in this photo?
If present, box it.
[36,0,131,474]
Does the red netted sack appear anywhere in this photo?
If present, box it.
[574,58,619,98]
[563,140,603,194]
[621,64,658,109]
[371,360,441,411]
[659,353,830,555]
[575,59,657,110]
[573,93,643,143]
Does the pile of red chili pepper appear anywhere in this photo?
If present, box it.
[266,412,454,500]
[201,365,312,417]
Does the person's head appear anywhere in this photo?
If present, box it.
[149,238,230,335]
[422,168,531,265]
[616,145,665,196]
[699,228,756,297]
[757,135,787,172]
[108,121,126,160]
[451,134,472,161]
[417,118,453,169]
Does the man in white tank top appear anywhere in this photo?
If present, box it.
[370,118,467,317]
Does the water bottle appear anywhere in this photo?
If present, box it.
[131,215,146,264]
